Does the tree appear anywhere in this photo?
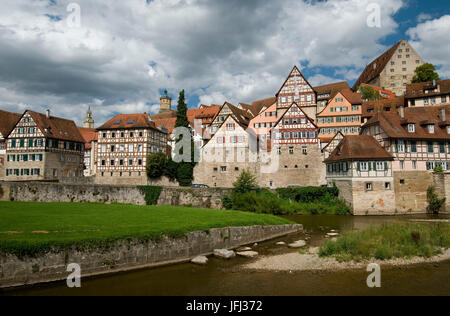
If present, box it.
[174,90,194,186]
[426,186,446,215]
[359,85,382,101]
[146,152,167,179]
[412,63,440,83]
[165,158,178,181]
[233,170,259,194]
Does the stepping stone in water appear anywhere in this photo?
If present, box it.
[191,256,208,265]
[288,240,307,248]
[276,242,286,246]
[237,247,252,252]
[214,249,236,259]
[237,251,259,258]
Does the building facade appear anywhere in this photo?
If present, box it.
[353,39,425,96]
[405,79,450,107]
[4,110,85,181]
[317,90,362,143]
[314,81,351,114]
[0,110,21,179]
[96,113,168,184]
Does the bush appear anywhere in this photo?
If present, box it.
[146,152,167,179]
[137,186,163,205]
[427,186,446,214]
[165,158,179,181]
[276,186,339,203]
[177,162,194,187]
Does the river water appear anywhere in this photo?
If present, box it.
[3,214,450,296]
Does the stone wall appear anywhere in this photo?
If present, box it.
[432,172,450,213]
[394,171,433,213]
[0,182,230,209]
[0,224,303,289]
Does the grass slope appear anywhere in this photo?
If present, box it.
[319,223,450,262]
[0,202,292,257]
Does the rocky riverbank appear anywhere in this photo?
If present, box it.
[243,248,450,272]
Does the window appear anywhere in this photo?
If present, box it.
[360,162,369,171]
[412,161,417,170]
[110,145,115,152]
[427,142,434,153]
[400,161,404,170]
[440,142,445,154]
[289,147,294,155]
[138,159,143,166]
[376,162,385,171]
[129,159,133,166]
[385,182,391,190]
[428,124,435,134]
[408,124,415,133]
[366,183,373,191]
[302,146,307,155]
[411,141,417,153]
[128,144,134,152]
[221,166,227,172]
[397,140,406,153]
[111,132,116,138]
[138,144,143,153]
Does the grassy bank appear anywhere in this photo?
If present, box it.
[0,202,292,257]
[319,223,450,262]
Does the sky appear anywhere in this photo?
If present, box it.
[0,0,449,126]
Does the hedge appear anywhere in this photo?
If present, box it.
[276,186,339,203]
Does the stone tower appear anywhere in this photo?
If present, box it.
[83,106,95,129]
[159,89,172,114]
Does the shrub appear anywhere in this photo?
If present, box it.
[177,163,194,187]
[137,186,163,205]
[427,186,446,214]
[434,166,444,173]
[165,158,179,181]
[146,152,167,179]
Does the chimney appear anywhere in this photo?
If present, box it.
[46,109,51,118]
[439,108,446,122]
[398,106,405,118]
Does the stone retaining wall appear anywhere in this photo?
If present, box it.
[0,182,231,209]
[0,224,302,289]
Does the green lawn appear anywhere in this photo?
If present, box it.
[0,202,292,257]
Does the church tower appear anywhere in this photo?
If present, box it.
[83,106,95,129]
[159,89,172,114]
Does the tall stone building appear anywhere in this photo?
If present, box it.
[95,113,168,185]
[4,110,85,181]
[353,39,425,96]
[159,89,172,114]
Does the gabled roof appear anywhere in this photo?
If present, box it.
[276,66,313,96]
[314,82,351,100]
[246,97,277,117]
[341,90,362,105]
[273,102,319,130]
[78,127,98,150]
[152,117,177,135]
[212,102,252,127]
[352,40,403,91]
[325,135,393,163]
[363,106,450,140]
[0,109,21,138]
[321,131,345,152]
[362,97,406,119]
[97,113,164,132]
[23,110,85,143]
[202,114,250,148]
[405,79,450,99]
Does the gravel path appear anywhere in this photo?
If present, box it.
[243,248,450,272]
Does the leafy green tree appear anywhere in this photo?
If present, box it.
[426,186,446,214]
[359,85,382,101]
[177,163,194,187]
[146,152,167,179]
[165,158,179,181]
[233,170,259,194]
[412,63,440,83]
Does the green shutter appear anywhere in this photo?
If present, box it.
[357,162,361,171]
[395,140,399,153]
[384,162,388,170]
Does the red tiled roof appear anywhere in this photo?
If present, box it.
[247,97,277,117]
[150,111,177,120]
[325,135,393,163]
[153,117,177,135]
[25,110,85,143]
[405,79,450,99]
[352,40,403,91]
[361,84,396,99]
[78,127,98,150]
[341,89,362,105]
[97,113,164,132]
[362,97,405,119]
[363,106,450,140]
[314,82,351,100]
[0,109,21,138]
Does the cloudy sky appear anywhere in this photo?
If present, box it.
[0,0,449,126]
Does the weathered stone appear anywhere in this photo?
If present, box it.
[288,240,307,248]
[276,242,286,246]
[191,256,208,265]
[237,247,252,252]
[237,251,259,258]
[214,249,236,259]
[327,233,339,237]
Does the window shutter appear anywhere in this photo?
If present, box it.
[405,142,409,153]
[395,140,399,153]
[357,162,361,171]
[369,162,372,171]
[384,162,388,170]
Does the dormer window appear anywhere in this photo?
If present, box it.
[408,124,415,133]
[428,125,435,134]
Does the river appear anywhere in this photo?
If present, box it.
[2,214,450,296]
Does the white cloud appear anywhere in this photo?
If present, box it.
[407,15,450,78]
[0,0,407,125]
